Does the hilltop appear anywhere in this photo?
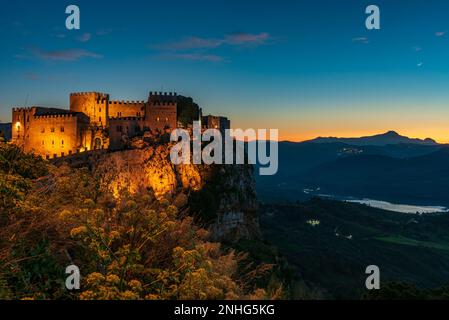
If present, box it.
[305,131,438,146]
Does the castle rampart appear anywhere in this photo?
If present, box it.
[11,90,228,159]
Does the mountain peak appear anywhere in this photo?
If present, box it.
[306,131,439,146]
[384,130,400,136]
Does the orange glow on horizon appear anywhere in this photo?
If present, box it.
[278,130,449,144]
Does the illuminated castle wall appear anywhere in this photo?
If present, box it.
[11,91,230,158]
[11,107,91,158]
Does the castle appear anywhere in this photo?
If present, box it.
[11,91,230,159]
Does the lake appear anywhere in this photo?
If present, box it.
[346,199,448,214]
[308,190,449,214]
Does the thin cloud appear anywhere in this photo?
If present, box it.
[436,31,446,37]
[352,37,369,44]
[152,32,273,51]
[224,32,271,46]
[153,36,222,51]
[158,53,226,62]
[412,46,422,52]
[30,48,103,61]
[417,62,423,67]
[78,33,92,42]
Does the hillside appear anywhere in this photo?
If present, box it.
[256,134,446,204]
[303,148,449,205]
[260,199,449,299]
[0,141,279,300]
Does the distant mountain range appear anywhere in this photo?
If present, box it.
[305,130,438,146]
[256,131,449,206]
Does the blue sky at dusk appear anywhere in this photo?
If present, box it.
[1,0,449,141]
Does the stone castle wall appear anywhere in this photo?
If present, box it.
[70,92,109,127]
[146,92,177,131]
[109,100,145,119]
[11,91,228,159]
[12,107,91,158]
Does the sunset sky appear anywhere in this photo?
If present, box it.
[1,0,449,142]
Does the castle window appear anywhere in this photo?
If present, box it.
[51,127,55,133]
[117,125,122,132]
[52,140,54,145]
[165,117,168,122]
[99,108,102,112]
[41,128,45,133]
[26,116,30,122]
[99,117,101,122]
[62,140,64,145]
[157,117,160,122]
[42,141,44,145]
[60,126,64,132]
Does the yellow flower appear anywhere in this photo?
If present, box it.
[128,280,142,292]
[106,274,120,284]
[121,290,139,300]
[79,290,96,300]
[70,226,87,238]
[86,272,105,286]
[59,209,72,219]
[109,230,120,240]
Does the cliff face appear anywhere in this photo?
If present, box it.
[90,144,260,242]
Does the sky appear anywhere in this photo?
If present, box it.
[1,0,449,142]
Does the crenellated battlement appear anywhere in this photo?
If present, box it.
[70,92,109,97]
[149,91,177,97]
[109,100,146,105]
[12,107,37,112]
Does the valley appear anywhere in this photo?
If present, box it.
[260,199,449,299]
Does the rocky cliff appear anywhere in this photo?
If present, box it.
[80,143,260,242]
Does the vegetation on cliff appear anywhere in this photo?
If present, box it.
[0,142,281,300]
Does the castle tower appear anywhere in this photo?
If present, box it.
[70,92,109,127]
[145,91,177,132]
[11,107,37,148]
